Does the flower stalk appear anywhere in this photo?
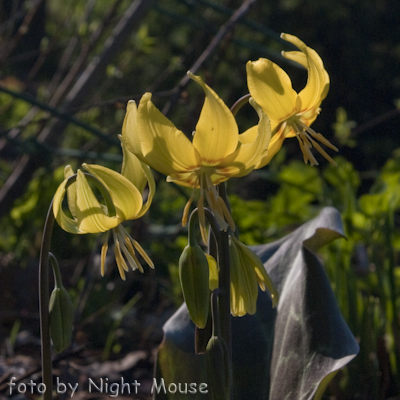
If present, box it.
[39,173,115,400]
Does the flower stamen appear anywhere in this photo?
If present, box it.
[101,231,109,277]
[113,234,128,280]
[131,238,154,269]
[123,235,144,272]
[290,118,338,166]
[216,196,236,231]
[197,194,208,244]
[182,194,194,227]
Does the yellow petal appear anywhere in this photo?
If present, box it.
[121,100,139,157]
[133,93,201,176]
[229,236,258,316]
[82,163,143,221]
[232,236,278,307]
[119,138,155,218]
[120,137,148,193]
[74,170,120,233]
[255,125,286,169]
[64,165,77,219]
[188,72,239,166]
[282,50,308,69]
[207,254,218,291]
[281,33,330,112]
[166,172,199,188]
[219,98,271,177]
[53,177,82,234]
[135,160,156,218]
[246,58,297,122]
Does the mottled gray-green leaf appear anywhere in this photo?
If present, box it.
[154,207,359,400]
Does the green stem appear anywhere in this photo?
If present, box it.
[210,289,222,337]
[187,205,232,370]
[203,203,232,382]
[230,93,251,116]
[39,172,115,399]
[39,199,55,400]
[216,229,232,368]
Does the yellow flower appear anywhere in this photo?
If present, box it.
[122,72,271,237]
[229,236,278,316]
[53,140,155,280]
[207,235,278,316]
[204,236,278,316]
[247,33,338,167]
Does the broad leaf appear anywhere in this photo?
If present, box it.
[154,207,359,399]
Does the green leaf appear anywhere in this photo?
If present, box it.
[154,207,359,399]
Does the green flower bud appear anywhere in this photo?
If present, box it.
[206,334,231,400]
[48,254,74,353]
[49,285,74,353]
[179,244,210,329]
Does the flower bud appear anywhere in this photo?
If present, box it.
[179,244,210,329]
[206,334,231,400]
[49,285,74,353]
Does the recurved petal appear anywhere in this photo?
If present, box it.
[207,254,218,291]
[120,105,156,215]
[82,163,143,221]
[229,236,258,316]
[255,125,286,169]
[135,93,201,176]
[53,177,82,234]
[166,171,199,188]
[282,50,308,69]
[75,170,120,233]
[121,100,139,155]
[189,72,239,166]
[246,58,297,122]
[281,33,330,112]
[218,98,271,177]
[135,161,156,218]
[120,136,148,193]
[232,236,278,307]
[64,165,77,219]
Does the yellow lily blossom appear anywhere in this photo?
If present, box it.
[204,235,278,316]
[229,236,278,316]
[247,33,338,167]
[122,72,271,238]
[205,236,278,316]
[53,140,155,280]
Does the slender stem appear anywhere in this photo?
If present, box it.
[203,200,232,375]
[39,172,114,399]
[39,199,55,400]
[210,289,221,337]
[230,93,251,117]
[216,182,233,400]
[217,229,232,366]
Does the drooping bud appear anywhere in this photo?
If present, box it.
[206,335,231,400]
[179,244,210,329]
[48,254,74,353]
[205,290,231,400]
